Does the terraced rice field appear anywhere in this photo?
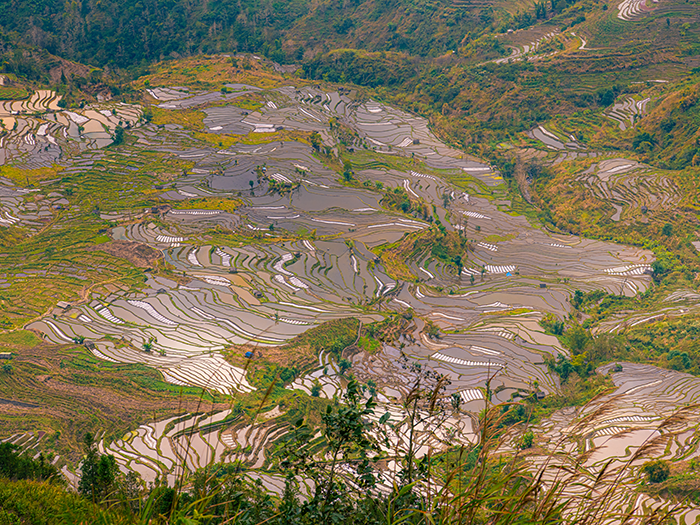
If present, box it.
[6,76,696,500]
[605,94,652,130]
[617,0,658,21]
[0,89,142,169]
[494,29,562,65]
[577,158,681,222]
[529,125,583,150]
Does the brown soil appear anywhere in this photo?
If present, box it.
[85,240,161,268]
[225,342,317,376]
[48,57,91,84]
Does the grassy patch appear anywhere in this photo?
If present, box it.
[0,330,42,348]
[226,318,361,385]
[375,229,469,282]
[0,478,133,525]
[133,55,292,92]
[642,461,700,503]
[0,339,217,461]
[149,106,205,129]
[173,197,242,214]
[0,165,64,185]
[0,86,29,100]
[482,233,517,243]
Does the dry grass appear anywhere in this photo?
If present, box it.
[172,197,242,214]
[133,55,300,92]
[0,164,64,185]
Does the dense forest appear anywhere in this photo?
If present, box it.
[0,0,498,67]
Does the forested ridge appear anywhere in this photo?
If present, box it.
[0,0,500,67]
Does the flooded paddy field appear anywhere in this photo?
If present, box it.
[4,71,697,508]
[0,89,142,168]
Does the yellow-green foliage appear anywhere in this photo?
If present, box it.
[627,314,700,375]
[531,157,699,268]
[193,128,312,149]
[0,340,207,457]
[149,106,205,129]
[358,335,380,353]
[174,197,242,214]
[0,86,29,100]
[0,478,133,524]
[482,233,516,243]
[283,317,360,357]
[139,152,195,182]
[0,165,64,185]
[134,54,293,91]
[0,330,42,348]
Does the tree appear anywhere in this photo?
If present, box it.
[342,160,353,182]
[112,125,124,146]
[642,460,670,483]
[597,87,617,106]
[566,325,590,354]
[520,430,534,449]
[633,132,656,151]
[534,1,547,19]
[275,380,381,520]
[0,442,59,482]
[310,132,321,151]
[540,313,564,335]
[452,255,463,275]
[78,432,118,502]
[338,358,351,375]
[547,353,575,383]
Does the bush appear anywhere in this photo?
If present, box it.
[338,358,352,375]
[643,460,670,483]
[540,313,564,335]
[0,478,131,525]
[0,443,60,482]
[520,430,534,449]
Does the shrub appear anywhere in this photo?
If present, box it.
[540,313,564,335]
[520,430,534,449]
[642,460,670,483]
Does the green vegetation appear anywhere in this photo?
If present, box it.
[375,229,470,282]
[643,460,671,484]
[0,375,687,524]
[643,460,700,503]
[0,336,212,460]
[0,442,132,524]
[278,317,360,359]
[0,442,59,483]
[0,478,132,524]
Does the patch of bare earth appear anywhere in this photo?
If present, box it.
[85,240,161,268]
